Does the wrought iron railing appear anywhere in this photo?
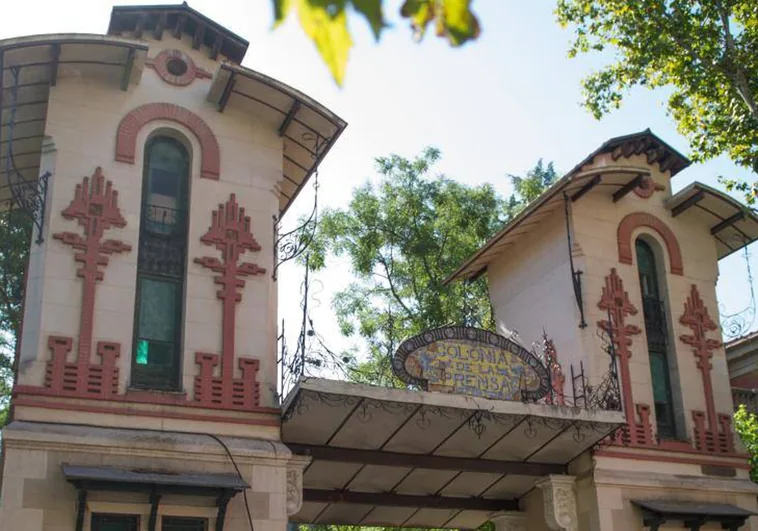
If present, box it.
[138,204,187,277]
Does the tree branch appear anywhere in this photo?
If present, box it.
[377,253,414,320]
[714,0,758,121]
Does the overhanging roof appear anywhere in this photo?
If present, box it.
[62,464,249,494]
[666,181,758,259]
[282,377,624,528]
[108,3,249,63]
[0,34,148,209]
[208,64,347,216]
[446,129,691,284]
[632,499,754,530]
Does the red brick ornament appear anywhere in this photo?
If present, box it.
[193,194,265,409]
[632,176,666,199]
[680,284,732,452]
[47,168,130,397]
[115,103,220,179]
[617,212,683,275]
[146,49,212,87]
[597,268,651,445]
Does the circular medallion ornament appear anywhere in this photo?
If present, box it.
[392,326,551,402]
[150,49,203,86]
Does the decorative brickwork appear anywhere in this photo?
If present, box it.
[597,268,653,445]
[115,103,220,179]
[146,49,212,86]
[680,284,733,452]
[617,212,683,275]
[632,176,665,199]
[44,168,130,398]
[193,194,265,409]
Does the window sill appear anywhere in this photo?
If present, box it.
[125,387,188,405]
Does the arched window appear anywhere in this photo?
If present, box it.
[131,136,189,390]
[635,238,677,439]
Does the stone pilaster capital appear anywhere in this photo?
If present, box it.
[536,475,578,531]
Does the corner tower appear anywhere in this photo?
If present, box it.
[0,4,345,531]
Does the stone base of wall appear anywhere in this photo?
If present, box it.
[0,421,307,531]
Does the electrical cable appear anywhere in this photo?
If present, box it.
[204,433,256,531]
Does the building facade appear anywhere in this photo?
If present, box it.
[0,5,344,531]
[2,5,758,531]
[449,131,758,530]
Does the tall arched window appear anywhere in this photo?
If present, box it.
[636,238,677,439]
[132,136,189,390]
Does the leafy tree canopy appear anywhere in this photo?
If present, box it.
[0,208,32,427]
[734,404,758,482]
[307,148,557,386]
[272,0,480,85]
[556,0,758,202]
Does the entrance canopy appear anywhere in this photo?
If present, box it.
[282,377,624,529]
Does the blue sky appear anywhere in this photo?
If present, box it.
[3,1,756,373]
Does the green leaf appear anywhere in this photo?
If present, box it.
[271,0,293,27]
[296,0,353,86]
[400,0,435,41]
[438,0,480,45]
[351,0,387,41]
[401,0,480,45]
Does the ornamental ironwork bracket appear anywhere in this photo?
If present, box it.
[273,174,319,280]
[563,193,587,328]
[3,66,51,244]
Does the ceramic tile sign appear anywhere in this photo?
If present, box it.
[392,326,550,401]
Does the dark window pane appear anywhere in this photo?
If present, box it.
[162,516,207,531]
[636,238,676,439]
[134,136,189,391]
[92,514,139,531]
[137,278,177,342]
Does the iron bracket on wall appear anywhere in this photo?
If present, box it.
[3,66,51,244]
[564,192,587,328]
[272,174,319,280]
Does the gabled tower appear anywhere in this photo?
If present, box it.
[0,4,345,531]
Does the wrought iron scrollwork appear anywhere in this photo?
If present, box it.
[3,66,50,244]
[720,244,756,340]
[277,254,358,402]
[273,174,319,280]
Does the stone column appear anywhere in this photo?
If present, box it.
[490,511,528,531]
[536,475,578,531]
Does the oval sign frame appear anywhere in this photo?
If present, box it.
[392,326,550,402]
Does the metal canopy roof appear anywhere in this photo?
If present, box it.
[0,35,148,209]
[62,464,249,493]
[666,181,758,260]
[282,378,624,529]
[208,64,347,216]
[632,499,755,530]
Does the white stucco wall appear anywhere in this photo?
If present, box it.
[17,35,283,408]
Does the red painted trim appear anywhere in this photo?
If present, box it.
[598,268,642,437]
[14,385,279,415]
[48,169,131,399]
[12,396,281,427]
[193,194,265,409]
[594,449,751,470]
[146,49,212,86]
[632,176,666,199]
[680,284,722,435]
[115,103,220,179]
[617,212,684,275]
